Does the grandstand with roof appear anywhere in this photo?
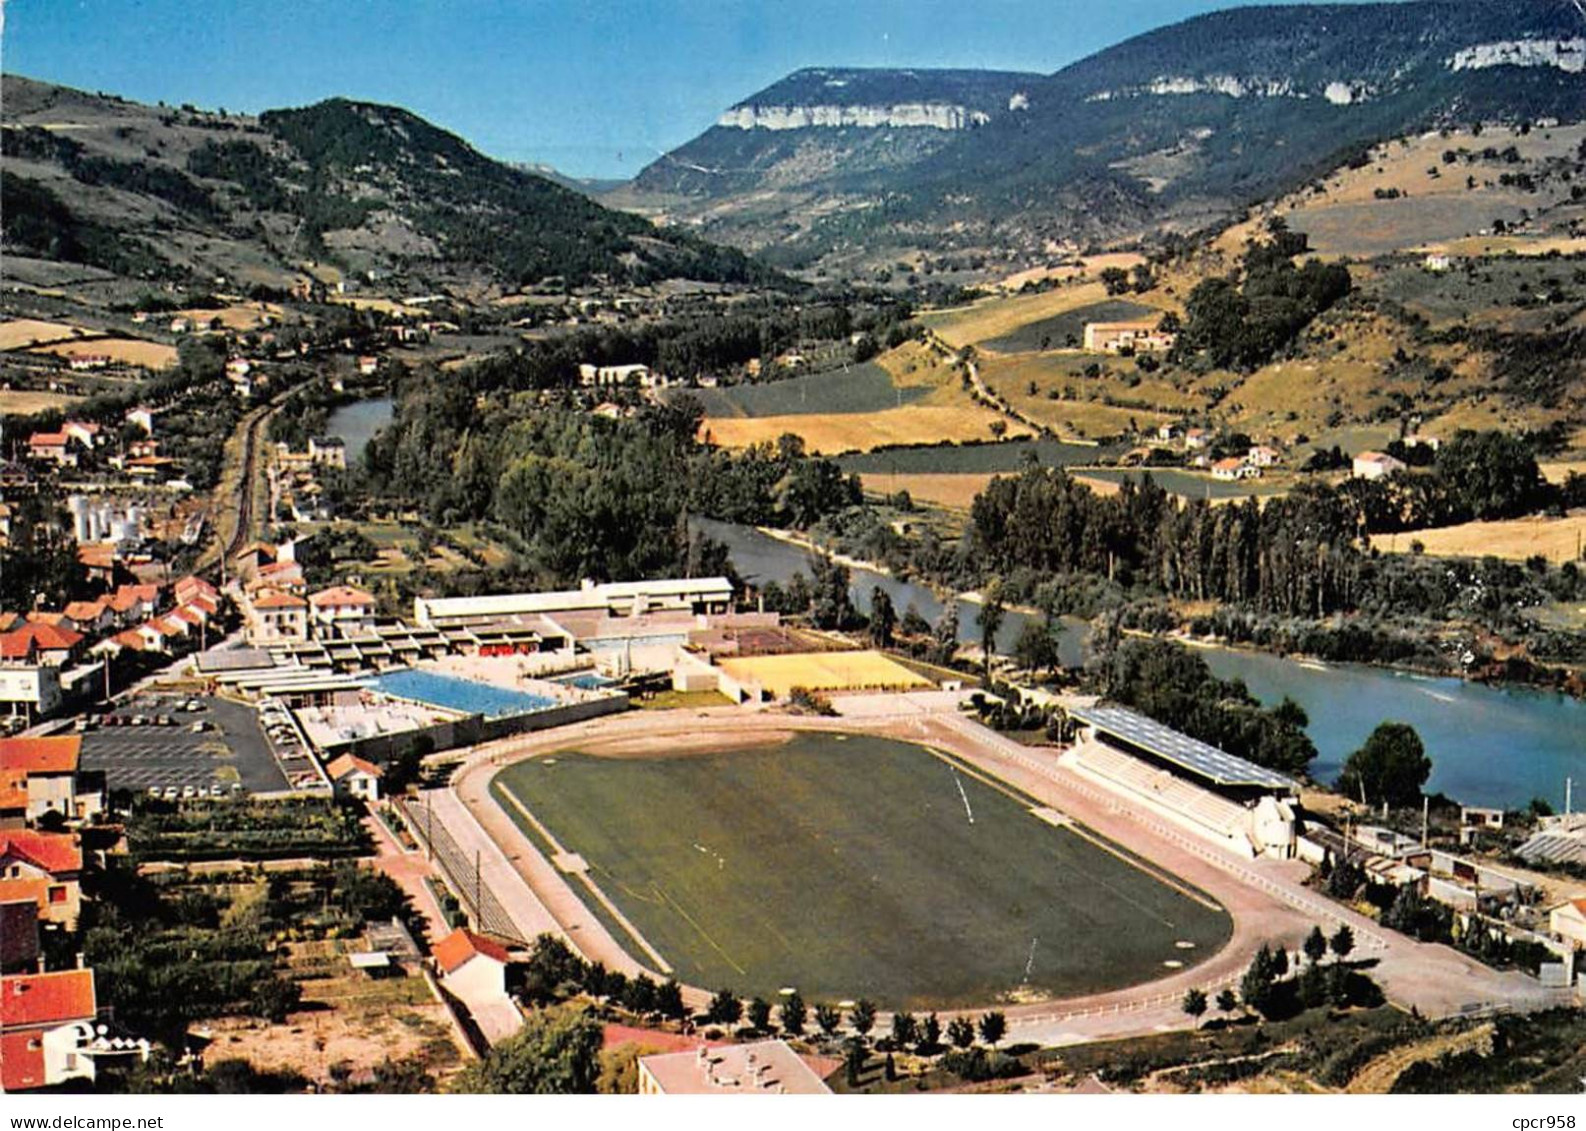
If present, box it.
[1063,704,1300,860]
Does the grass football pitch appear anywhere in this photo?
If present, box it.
[492,734,1230,1009]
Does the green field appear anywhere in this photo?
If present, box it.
[492,734,1229,1009]
[980,299,1161,353]
[837,438,1118,475]
[1078,467,1293,500]
[683,363,930,418]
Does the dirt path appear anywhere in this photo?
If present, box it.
[1345,1022,1494,1093]
[363,810,450,947]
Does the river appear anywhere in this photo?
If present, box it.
[701,519,1586,809]
[324,395,394,463]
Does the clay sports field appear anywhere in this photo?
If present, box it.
[491,732,1230,1009]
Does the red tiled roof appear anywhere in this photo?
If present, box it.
[27,433,68,448]
[110,630,147,652]
[1,969,96,1029]
[62,600,108,623]
[433,929,511,975]
[1,1030,46,1091]
[253,591,307,610]
[326,753,382,781]
[5,623,84,653]
[77,545,115,570]
[0,830,82,874]
[309,586,375,608]
[0,613,19,633]
[0,737,81,776]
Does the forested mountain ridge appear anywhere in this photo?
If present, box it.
[0,75,779,289]
[621,0,1586,273]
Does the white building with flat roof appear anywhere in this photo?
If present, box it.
[413,577,733,628]
[638,1040,831,1095]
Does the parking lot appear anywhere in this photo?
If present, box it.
[79,694,292,796]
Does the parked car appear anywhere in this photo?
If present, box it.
[162,786,179,799]
[180,784,197,799]
[146,786,162,798]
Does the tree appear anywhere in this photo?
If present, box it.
[1303,925,1328,966]
[1181,988,1207,1025]
[977,587,1005,673]
[746,996,772,1034]
[844,1038,866,1086]
[1336,723,1431,809]
[868,586,897,649]
[946,1016,976,1049]
[1329,924,1355,962]
[705,988,742,1026]
[919,1013,941,1053]
[815,1003,842,1037]
[1240,944,1280,1018]
[780,990,807,1036]
[1215,988,1238,1016]
[656,979,686,1020]
[453,1007,602,1093]
[809,554,857,630]
[890,1011,917,1049]
[522,933,586,1004]
[1012,617,1061,675]
[977,1011,1007,1046]
[1100,266,1131,296]
[932,603,959,665]
[851,998,876,1038]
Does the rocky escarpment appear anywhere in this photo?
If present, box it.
[717,102,993,131]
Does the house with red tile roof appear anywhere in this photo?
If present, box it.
[433,928,512,987]
[62,599,116,636]
[249,590,309,644]
[173,576,216,607]
[326,753,383,802]
[309,586,377,638]
[0,829,83,927]
[26,432,76,468]
[61,421,102,449]
[0,737,97,824]
[0,968,131,1093]
[0,623,84,667]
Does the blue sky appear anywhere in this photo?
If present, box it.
[6,0,1374,179]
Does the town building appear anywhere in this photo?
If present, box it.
[1211,457,1260,481]
[308,586,378,638]
[1247,445,1281,468]
[1549,898,1586,948]
[1082,320,1176,354]
[433,928,511,999]
[0,829,83,928]
[326,753,382,802]
[0,737,99,823]
[1,969,97,1092]
[413,577,733,629]
[1352,451,1406,481]
[249,591,310,644]
[578,362,654,388]
[637,1040,833,1095]
[26,433,76,468]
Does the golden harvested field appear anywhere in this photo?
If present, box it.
[1371,513,1586,563]
[717,649,932,698]
[702,403,1032,454]
[858,471,996,510]
[0,389,85,415]
[1542,462,1586,485]
[30,337,178,370]
[995,252,1148,293]
[174,303,282,331]
[0,318,87,350]
[923,281,1124,349]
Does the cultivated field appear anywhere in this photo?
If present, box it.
[0,318,87,350]
[688,362,930,418]
[716,649,931,697]
[1371,512,1586,564]
[1077,468,1293,501]
[173,303,282,331]
[837,438,1107,475]
[492,734,1230,1007]
[30,337,178,370]
[979,299,1165,355]
[0,389,85,414]
[701,403,1032,454]
[923,281,1136,349]
[857,471,996,510]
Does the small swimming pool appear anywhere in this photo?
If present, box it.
[365,669,556,718]
[554,672,617,691]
